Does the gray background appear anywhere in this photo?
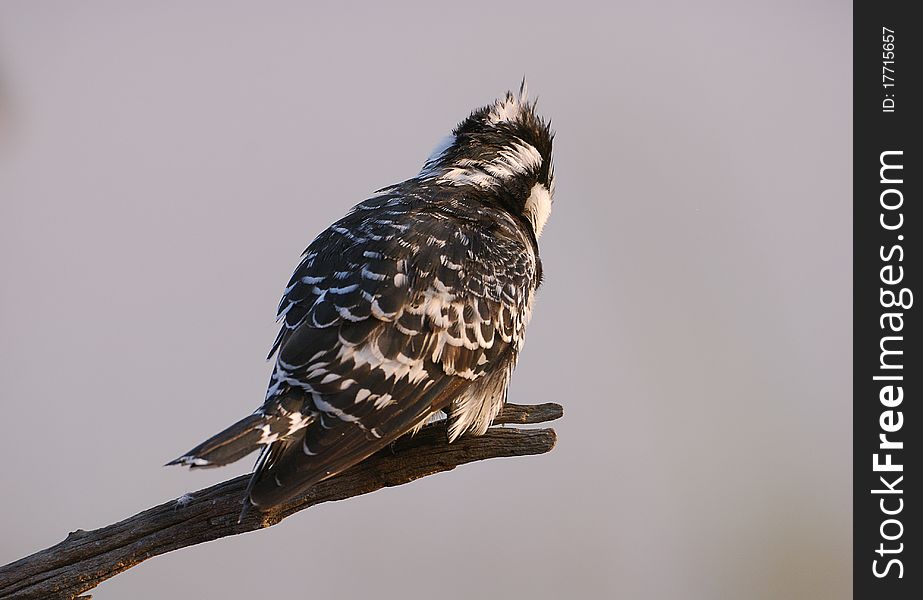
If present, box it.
[0,1,851,598]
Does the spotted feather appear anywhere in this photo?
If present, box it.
[170,83,554,513]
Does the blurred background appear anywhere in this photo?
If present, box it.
[0,1,851,598]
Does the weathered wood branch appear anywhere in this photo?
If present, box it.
[0,402,562,600]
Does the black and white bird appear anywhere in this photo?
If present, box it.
[169,83,555,513]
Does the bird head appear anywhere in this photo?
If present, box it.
[419,82,555,239]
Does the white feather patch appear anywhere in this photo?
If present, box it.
[448,367,511,441]
[489,93,525,124]
[524,183,552,238]
[434,141,541,189]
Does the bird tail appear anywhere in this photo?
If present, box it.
[167,411,308,469]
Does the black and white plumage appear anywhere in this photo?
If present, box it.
[169,83,555,512]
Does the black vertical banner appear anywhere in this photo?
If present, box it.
[854,2,920,599]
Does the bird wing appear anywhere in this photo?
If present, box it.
[248,188,537,509]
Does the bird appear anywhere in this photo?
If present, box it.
[168,82,555,515]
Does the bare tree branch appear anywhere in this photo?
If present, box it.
[0,403,562,600]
